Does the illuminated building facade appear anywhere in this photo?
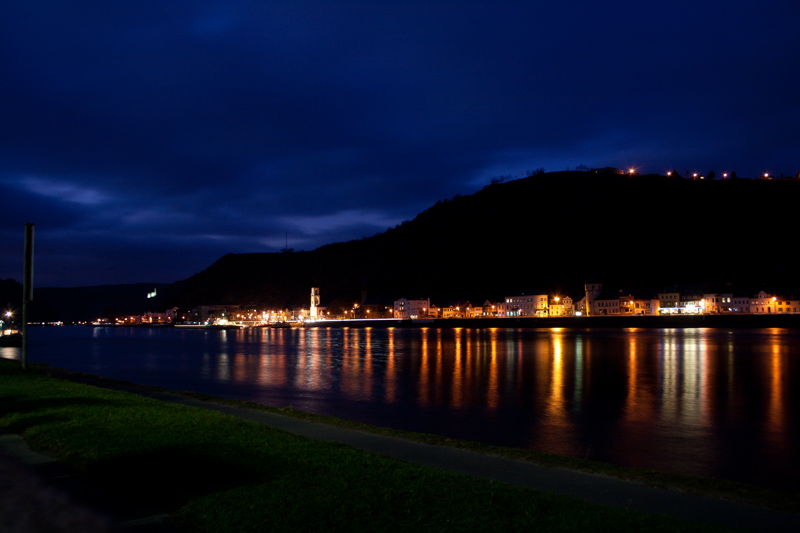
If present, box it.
[501,294,549,317]
[393,298,431,319]
[750,291,800,314]
[548,296,574,317]
[310,287,320,319]
[657,291,680,311]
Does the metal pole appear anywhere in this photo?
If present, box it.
[22,223,34,370]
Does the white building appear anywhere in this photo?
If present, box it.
[502,294,549,317]
[548,296,574,317]
[750,291,800,314]
[393,298,431,319]
[703,293,732,314]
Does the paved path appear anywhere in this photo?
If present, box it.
[0,432,174,532]
[4,373,800,531]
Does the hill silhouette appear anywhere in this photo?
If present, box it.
[163,171,799,313]
[25,283,171,323]
[28,171,800,320]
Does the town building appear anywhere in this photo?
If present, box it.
[703,293,734,314]
[442,305,463,319]
[501,294,549,317]
[593,295,620,315]
[657,290,681,313]
[548,296,574,317]
[750,292,800,314]
[775,299,800,314]
[393,298,431,319]
[632,298,658,315]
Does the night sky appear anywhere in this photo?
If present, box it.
[2,1,798,287]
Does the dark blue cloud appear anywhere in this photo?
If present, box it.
[1,1,798,286]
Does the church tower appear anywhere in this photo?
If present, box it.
[310,287,320,319]
[584,282,602,316]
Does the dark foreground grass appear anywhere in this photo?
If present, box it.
[108,376,799,514]
[1,361,732,532]
[191,397,798,513]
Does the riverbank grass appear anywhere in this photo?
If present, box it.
[1,361,729,532]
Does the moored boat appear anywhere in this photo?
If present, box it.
[0,332,22,347]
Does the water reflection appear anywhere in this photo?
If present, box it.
[385,328,396,403]
[766,332,788,455]
[658,329,708,431]
[0,346,20,360]
[10,325,800,491]
[418,328,430,405]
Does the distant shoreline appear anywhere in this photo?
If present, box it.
[27,314,800,330]
[306,314,800,329]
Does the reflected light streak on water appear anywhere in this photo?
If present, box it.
[4,325,800,491]
[385,328,396,403]
[418,329,430,406]
[452,328,464,408]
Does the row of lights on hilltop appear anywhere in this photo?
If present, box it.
[626,168,774,179]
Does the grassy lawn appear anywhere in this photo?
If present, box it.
[0,360,734,532]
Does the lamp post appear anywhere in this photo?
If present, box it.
[22,223,34,369]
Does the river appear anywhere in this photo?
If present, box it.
[2,325,798,491]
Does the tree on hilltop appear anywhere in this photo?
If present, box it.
[525,168,545,177]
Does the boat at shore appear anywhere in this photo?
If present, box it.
[0,332,22,347]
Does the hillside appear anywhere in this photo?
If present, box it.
[32,283,173,323]
[164,171,800,313]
